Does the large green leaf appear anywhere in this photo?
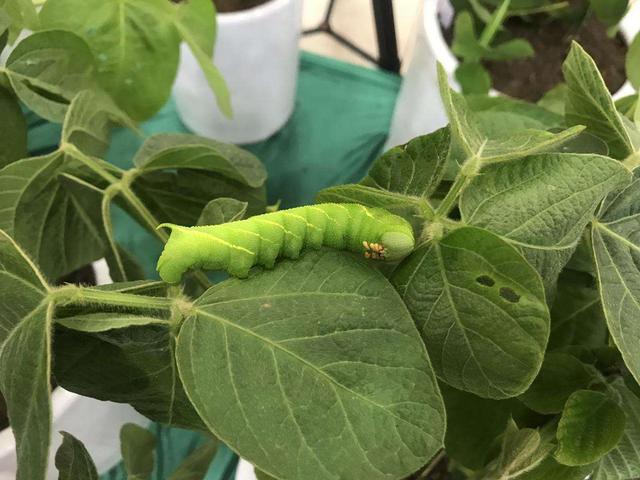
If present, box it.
[361,127,451,198]
[3,30,95,122]
[120,423,156,480]
[440,383,516,469]
[0,230,51,480]
[518,353,593,414]
[54,322,205,431]
[176,249,445,480]
[593,379,640,479]
[556,390,626,466]
[392,227,549,399]
[592,173,640,386]
[563,42,634,159]
[55,432,99,480]
[133,134,266,189]
[0,86,26,168]
[39,0,180,121]
[437,64,583,165]
[548,269,608,349]
[0,152,106,280]
[460,153,630,292]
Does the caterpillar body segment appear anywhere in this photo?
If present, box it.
[157,203,415,283]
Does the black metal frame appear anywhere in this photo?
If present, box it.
[302,0,401,73]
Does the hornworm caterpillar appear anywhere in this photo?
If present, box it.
[157,203,415,283]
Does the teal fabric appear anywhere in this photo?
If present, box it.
[26,51,400,479]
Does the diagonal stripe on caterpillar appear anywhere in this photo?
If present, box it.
[156,203,415,283]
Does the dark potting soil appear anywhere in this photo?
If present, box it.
[444,12,627,101]
[0,264,97,431]
[214,0,270,13]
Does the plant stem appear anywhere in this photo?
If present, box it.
[60,142,121,185]
[436,156,481,217]
[480,0,511,48]
[52,285,175,311]
[415,450,446,479]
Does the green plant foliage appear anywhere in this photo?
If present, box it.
[556,390,626,466]
[39,0,230,120]
[55,432,99,480]
[167,440,218,480]
[197,198,248,226]
[0,230,51,480]
[393,226,549,399]
[176,249,446,479]
[0,87,26,168]
[120,423,157,480]
[518,353,594,414]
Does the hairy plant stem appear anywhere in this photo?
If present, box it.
[61,143,212,290]
[51,284,176,311]
[436,156,481,217]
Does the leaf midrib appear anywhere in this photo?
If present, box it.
[193,307,430,435]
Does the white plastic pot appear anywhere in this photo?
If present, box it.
[235,458,258,480]
[174,0,303,144]
[0,259,150,480]
[386,0,640,149]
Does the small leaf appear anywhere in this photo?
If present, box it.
[40,0,180,121]
[518,353,593,414]
[451,11,485,61]
[441,383,516,469]
[166,0,231,117]
[62,90,138,157]
[0,230,51,480]
[362,127,451,198]
[197,197,247,226]
[133,134,266,188]
[549,269,607,349]
[626,33,640,90]
[563,42,634,159]
[592,173,640,386]
[556,390,626,466]
[168,440,218,480]
[254,469,277,480]
[438,64,583,165]
[455,61,491,95]
[516,455,594,480]
[4,30,96,122]
[55,432,99,480]
[120,423,156,480]
[590,0,628,27]
[592,379,640,479]
[537,83,568,117]
[56,312,167,333]
[485,420,555,479]
[176,249,445,479]
[0,0,38,41]
[0,86,26,168]
[393,227,549,399]
[486,38,535,60]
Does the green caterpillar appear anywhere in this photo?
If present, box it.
[157,203,415,283]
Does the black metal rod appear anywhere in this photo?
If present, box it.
[372,0,400,73]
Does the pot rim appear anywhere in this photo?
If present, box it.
[217,0,295,25]
[424,0,640,98]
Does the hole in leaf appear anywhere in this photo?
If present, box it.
[499,287,520,304]
[476,275,495,287]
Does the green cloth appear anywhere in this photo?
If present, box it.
[26,51,400,479]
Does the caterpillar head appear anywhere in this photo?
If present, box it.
[380,231,415,261]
